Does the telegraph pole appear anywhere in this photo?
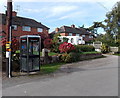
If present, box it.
[6,0,12,78]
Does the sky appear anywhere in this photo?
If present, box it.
[0,0,119,33]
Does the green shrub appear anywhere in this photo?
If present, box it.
[100,44,109,53]
[60,53,68,62]
[118,46,120,53]
[64,53,73,63]
[74,45,95,52]
[115,39,120,47]
[61,52,80,63]
[12,53,20,71]
[74,45,82,53]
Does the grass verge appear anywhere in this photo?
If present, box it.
[40,62,65,74]
[114,54,120,56]
[80,51,101,54]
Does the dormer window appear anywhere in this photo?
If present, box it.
[22,26,31,31]
[37,28,43,32]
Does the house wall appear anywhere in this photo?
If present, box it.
[83,35,93,42]
[60,33,68,36]
[60,32,94,42]
[0,24,49,39]
[59,36,85,45]
[72,33,76,36]
[60,33,79,36]
[0,24,5,37]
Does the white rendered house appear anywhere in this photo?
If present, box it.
[59,36,85,45]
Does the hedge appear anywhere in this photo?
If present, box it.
[74,45,95,52]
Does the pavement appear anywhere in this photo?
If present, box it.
[2,54,119,96]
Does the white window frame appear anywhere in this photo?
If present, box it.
[12,25,17,30]
[37,28,43,32]
[22,26,31,31]
[69,33,72,36]
[82,35,85,37]
[89,35,93,38]
[76,34,79,36]
[78,38,81,44]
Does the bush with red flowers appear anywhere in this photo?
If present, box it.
[1,37,20,71]
[59,42,75,53]
[0,37,19,55]
[43,38,53,49]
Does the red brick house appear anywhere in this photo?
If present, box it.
[0,11,49,39]
[51,25,94,42]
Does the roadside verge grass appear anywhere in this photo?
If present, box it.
[41,62,65,74]
[80,51,101,54]
[114,53,120,56]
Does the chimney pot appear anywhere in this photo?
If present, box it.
[71,24,75,28]
[55,28,59,32]
[12,11,17,17]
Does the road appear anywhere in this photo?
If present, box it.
[2,55,119,96]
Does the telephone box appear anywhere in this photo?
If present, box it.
[20,35,41,73]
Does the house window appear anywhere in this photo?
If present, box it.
[12,25,17,30]
[78,39,81,44]
[69,33,72,36]
[37,28,43,32]
[82,35,85,37]
[71,38,74,43]
[89,36,93,38]
[22,26,31,31]
[76,34,79,36]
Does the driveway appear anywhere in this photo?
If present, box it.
[2,55,119,96]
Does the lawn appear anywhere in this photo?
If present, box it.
[41,62,65,74]
[80,51,101,54]
[114,53,120,56]
[40,52,58,56]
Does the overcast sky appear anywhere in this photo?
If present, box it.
[0,0,119,33]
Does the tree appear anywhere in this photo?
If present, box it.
[43,38,53,49]
[0,37,19,56]
[88,22,105,35]
[92,2,120,46]
[51,33,69,53]
[95,33,115,46]
[38,33,49,49]
[104,2,120,41]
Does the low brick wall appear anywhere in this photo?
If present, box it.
[80,53,102,60]
[40,56,60,65]
[2,53,103,71]
[40,53,103,65]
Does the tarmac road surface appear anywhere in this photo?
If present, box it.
[2,55,119,96]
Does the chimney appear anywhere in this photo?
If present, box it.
[12,11,17,17]
[71,24,75,28]
[55,27,59,32]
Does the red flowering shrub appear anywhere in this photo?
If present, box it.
[43,38,53,49]
[59,42,75,53]
[0,37,19,54]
